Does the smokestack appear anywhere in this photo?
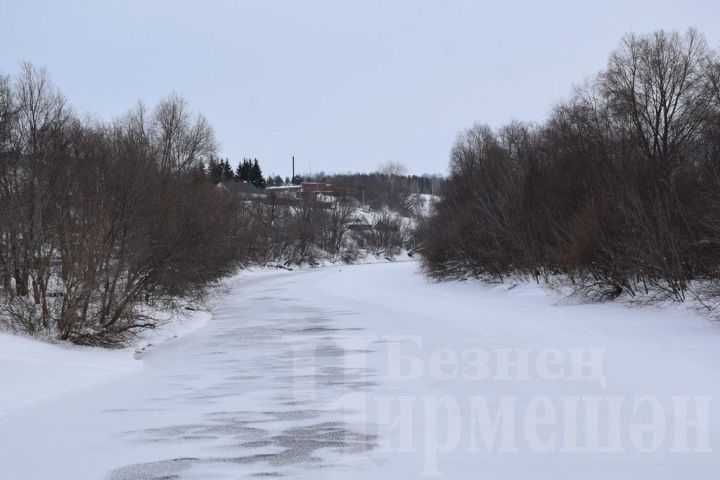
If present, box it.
[292,155,295,183]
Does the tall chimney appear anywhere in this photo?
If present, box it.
[292,155,295,183]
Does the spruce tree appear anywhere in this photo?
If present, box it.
[208,157,223,183]
[236,158,252,182]
[250,159,266,188]
[243,159,252,180]
[235,159,249,181]
[221,159,234,181]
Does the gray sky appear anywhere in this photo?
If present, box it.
[2,0,719,176]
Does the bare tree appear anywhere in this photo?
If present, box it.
[422,29,720,305]
[601,29,712,174]
[150,93,217,174]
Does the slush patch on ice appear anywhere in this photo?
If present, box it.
[106,276,377,478]
[109,420,375,478]
[108,457,195,480]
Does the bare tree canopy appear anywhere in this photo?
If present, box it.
[601,29,712,171]
[0,64,417,346]
[423,28,720,305]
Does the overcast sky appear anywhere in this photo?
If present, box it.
[2,0,719,176]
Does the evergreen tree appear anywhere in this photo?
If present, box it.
[273,175,283,186]
[208,157,223,183]
[235,158,252,182]
[244,159,253,180]
[250,159,266,188]
[267,176,276,187]
[222,159,233,181]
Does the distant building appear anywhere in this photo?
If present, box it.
[265,182,336,199]
[214,181,265,198]
[348,210,373,231]
[265,184,303,199]
[300,182,334,195]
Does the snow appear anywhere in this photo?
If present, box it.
[0,308,210,424]
[1,262,719,479]
[0,332,139,421]
[316,193,337,203]
[408,193,440,216]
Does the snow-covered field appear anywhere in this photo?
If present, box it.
[1,262,719,479]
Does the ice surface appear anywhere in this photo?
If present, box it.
[1,263,719,479]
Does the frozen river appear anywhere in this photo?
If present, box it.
[1,262,719,479]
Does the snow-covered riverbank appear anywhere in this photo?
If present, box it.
[0,308,212,423]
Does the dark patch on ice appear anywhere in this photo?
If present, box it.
[108,457,196,480]
[107,282,378,478]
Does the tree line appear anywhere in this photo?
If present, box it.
[422,29,720,305]
[199,155,444,209]
[305,162,444,215]
[0,64,239,345]
[0,64,421,345]
[208,157,267,187]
